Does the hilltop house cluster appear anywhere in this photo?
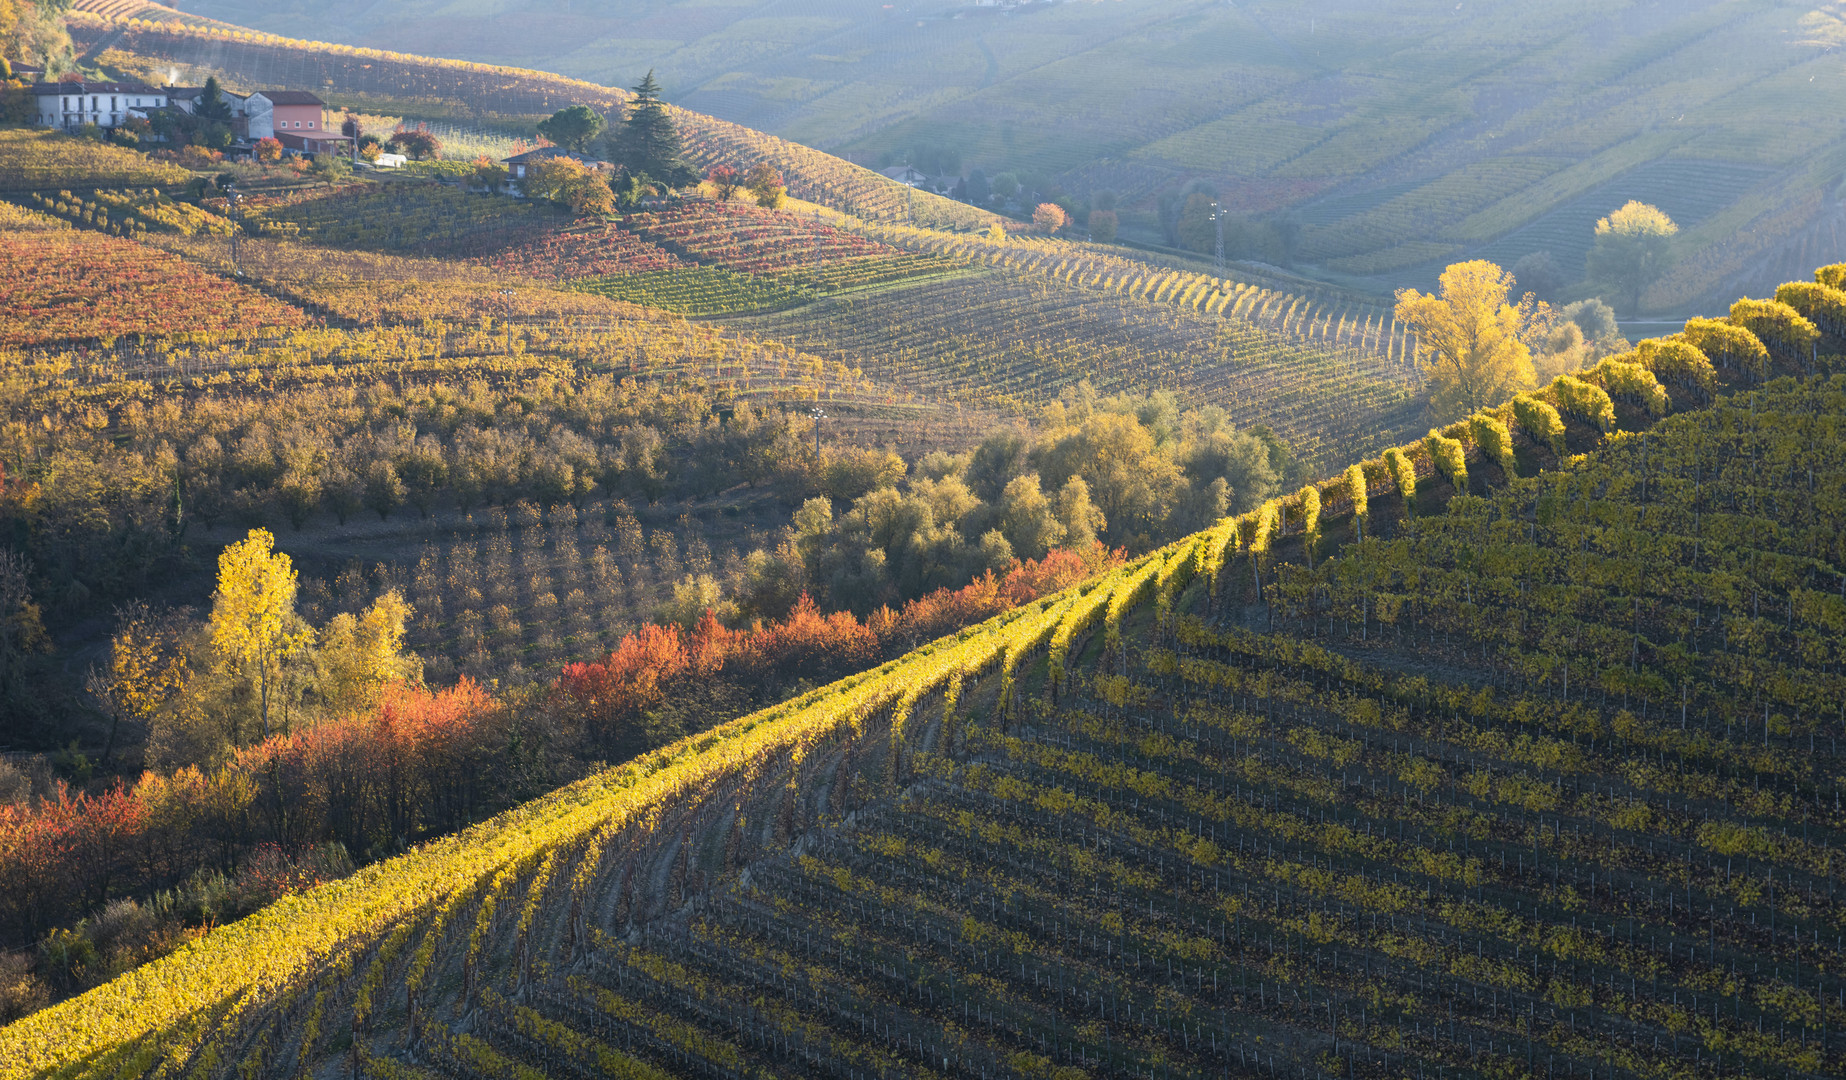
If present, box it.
[29,79,353,157]
[29,77,630,192]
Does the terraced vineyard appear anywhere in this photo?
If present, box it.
[725,272,1422,470]
[10,323,1846,1078]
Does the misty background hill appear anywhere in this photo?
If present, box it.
[164,0,1846,313]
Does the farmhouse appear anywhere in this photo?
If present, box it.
[500,145,613,180]
[29,81,166,131]
[28,82,349,156]
[166,86,251,122]
[246,90,330,139]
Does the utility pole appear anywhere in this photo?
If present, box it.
[227,186,243,277]
[811,406,826,458]
[1211,200,1225,276]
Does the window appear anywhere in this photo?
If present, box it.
[111,96,118,109]
[307,120,315,128]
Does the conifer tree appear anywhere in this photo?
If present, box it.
[536,104,605,154]
[616,70,697,188]
[196,76,232,124]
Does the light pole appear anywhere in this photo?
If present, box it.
[811,406,826,458]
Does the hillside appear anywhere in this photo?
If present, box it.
[8,262,1844,1078]
[41,7,1439,470]
[123,0,1846,313]
[61,5,996,233]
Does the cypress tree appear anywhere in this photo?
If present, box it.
[616,70,696,188]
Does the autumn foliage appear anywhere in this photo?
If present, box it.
[0,681,498,945]
[557,544,1114,745]
[0,228,311,346]
[0,543,1110,950]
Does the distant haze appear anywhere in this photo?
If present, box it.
[181,0,1846,310]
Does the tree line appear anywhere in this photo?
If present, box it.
[0,524,1111,1018]
[733,385,1295,621]
[2,372,1294,636]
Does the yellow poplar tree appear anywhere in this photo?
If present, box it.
[317,590,420,717]
[89,605,190,764]
[211,529,314,740]
[1395,260,1537,423]
[1588,200,1677,314]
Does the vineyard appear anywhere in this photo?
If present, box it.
[624,202,914,275]
[467,221,687,279]
[0,129,193,191]
[0,208,312,347]
[12,6,1846,1072]
[463,202,973,312]
[725,272,1422,470]
[61,0,1846,309]
[2,278,969,440]
[20,187,232,238]
[571,266,811,318]
[1469,160,1780,283]
[241,182,561,252]
[862,221,1412,361]
[8,308,1846,1075]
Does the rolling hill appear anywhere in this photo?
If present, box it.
[103,0,1846,313]
[40,7,1438,470]
[7,260,1844,1079]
